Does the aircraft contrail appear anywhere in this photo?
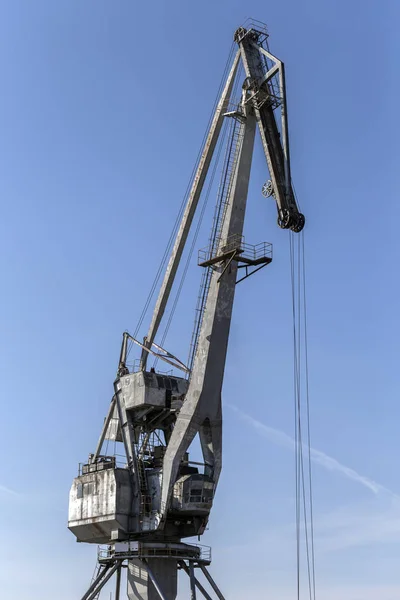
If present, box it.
[228,404,399,499]
[0,484,19,496]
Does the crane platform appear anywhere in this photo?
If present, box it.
[198,234,272,268]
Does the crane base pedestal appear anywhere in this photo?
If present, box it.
[128,557,177,600]
[80,542,225,600]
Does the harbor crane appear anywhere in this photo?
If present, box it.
[68,20,305,600]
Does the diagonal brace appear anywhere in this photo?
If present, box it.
[179,561,213,600]
[81,562,121,600]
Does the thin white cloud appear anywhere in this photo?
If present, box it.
[0,484,19,496]
[314,504,400,551]
[228,404,399,499]
[223,584,400,600]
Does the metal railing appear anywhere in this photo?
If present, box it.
[141,543,212,563]
[198,234,272,265]
[97,542,211,563]
[128,358,177,376]
[241,240,273,262]
[98,545,117,561]
[241,18,269,40]
[223,100,245,117]
[78,455,128,476]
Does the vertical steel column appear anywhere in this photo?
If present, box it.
[115,564,122,600]
[189,561,197,600]
[178,562,213,600]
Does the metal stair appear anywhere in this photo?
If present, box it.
[90,563,105,600]
[187,117,244,372]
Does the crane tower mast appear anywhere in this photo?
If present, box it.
[68,21,304,600]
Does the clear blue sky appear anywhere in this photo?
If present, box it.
[0,1,399,599]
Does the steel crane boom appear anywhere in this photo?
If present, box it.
[236,26,304,232]
[159,102,257,515]
[139,52,241,372]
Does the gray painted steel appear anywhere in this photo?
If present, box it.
[159,108,257,515]
[179,562,213,600]
[128,558,176,600]
[81,562,121,600]
[235,27,304,231]
[115,565,122,600]
[140,51,241,370]
[189,562,197,600]
[199,566,226,600]
[69,467,131,544]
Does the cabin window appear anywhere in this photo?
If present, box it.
[85,482,95,495]
[77,482,96,498]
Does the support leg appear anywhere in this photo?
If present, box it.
[115,564,122,600]
[178,561,213,600]
[199,565,226,600]
[188,561,197,600]
[144,559,169,600]
[81,565,110,600]
[127,558,177,600]
[83,562,121,600]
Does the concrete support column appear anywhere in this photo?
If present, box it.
[127,558,178,600]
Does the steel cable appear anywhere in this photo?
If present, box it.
[290,230,316,600]
[153,119,229,369]
[128,43,236,358]
[302,233,317,600]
